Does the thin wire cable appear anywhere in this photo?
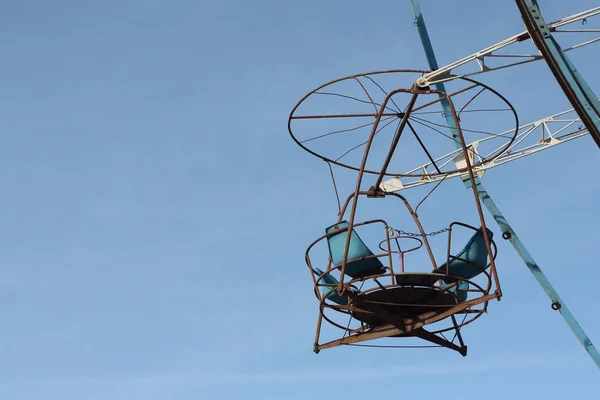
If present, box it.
[341,281,367,339]
[408,116,457,142]
[353,77,378,114]
[335,116,398,162]
[440,331,449,342]
[314,91,398,114]
[300,116,396,144]
[451,308,471,343]
[406,120,443,174]
[362,75,403,113]
[457,87,487,117]
[415,174,448,215]
[458,108,511,113]
[409,115,514,138]
[326,161,342,215]
[408,117,488,162]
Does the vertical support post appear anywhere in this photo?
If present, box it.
[408,0,600,368]
[338,91,418,289]
[409,0,460,144]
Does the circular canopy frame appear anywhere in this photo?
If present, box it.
[288,70,519,178]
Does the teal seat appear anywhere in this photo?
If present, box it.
[313,268,356,305]
[325,221,386,279]
[442,280,469,302]
[436,227,494,283]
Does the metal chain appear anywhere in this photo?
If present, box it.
[388,227,449,237]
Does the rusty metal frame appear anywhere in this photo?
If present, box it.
[306,200,499,354]
[378,234,423,273]
[288,70,519,178]
[296,70,502,356]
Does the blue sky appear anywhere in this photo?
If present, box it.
[0,0,599,398]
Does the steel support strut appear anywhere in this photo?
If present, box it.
[408,0,600,368]
[474,180,600,367]
[514,0,600,148]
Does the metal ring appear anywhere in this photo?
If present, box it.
[502,231,511,240]
[551,302,562,310]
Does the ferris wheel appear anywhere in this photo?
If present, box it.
[288,1,600,367]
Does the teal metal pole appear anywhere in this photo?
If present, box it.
[515,0,600,148]
[408,0,600,368]
[475,179,600,367]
